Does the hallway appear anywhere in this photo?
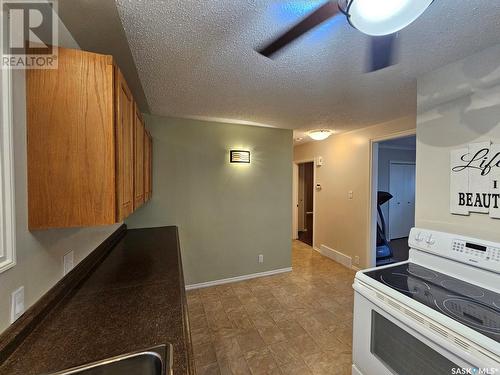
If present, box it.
[187,240,355,375]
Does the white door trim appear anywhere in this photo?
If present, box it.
[368,129,416,267]
[293,158,316,249]
[292,163,299,240]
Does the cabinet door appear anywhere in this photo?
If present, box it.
[144,131,151,202]
[27,47,115,229]
[115,67,134,221]
[134,107,145,208]
[148,134,153,198]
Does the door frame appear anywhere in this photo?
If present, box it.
[368,129,416,267]
[292,163,299,240]
[388,160,416,240]
[293,158,317,249]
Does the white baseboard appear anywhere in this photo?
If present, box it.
[313,246,321,253]
[351,265,361,272]
[319,244,352,269]
[185,267,292,290]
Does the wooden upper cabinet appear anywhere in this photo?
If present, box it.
[134,106,145,209]
[148,134,153,199]
[27,48,116,229]
[115,68,134,221]
[26,46,152,230]
[144,131,153,202]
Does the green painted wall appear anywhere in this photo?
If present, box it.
[126,115,293,285]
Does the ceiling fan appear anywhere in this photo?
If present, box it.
[257,0,434,72]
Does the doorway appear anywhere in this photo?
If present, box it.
[370,134,416,267]
[297,161,314,246]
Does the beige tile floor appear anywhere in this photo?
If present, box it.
[187,240,356,375]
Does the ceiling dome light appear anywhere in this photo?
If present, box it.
[308,129,333,141]
[343,0,434,36]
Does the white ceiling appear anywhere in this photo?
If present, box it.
[116,0,500,135]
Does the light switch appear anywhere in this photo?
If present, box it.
[10,286,25,323]
[348,191,354,200]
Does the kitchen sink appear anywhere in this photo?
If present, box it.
[45,344,172,375]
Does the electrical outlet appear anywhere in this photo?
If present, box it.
[258,254,264,264]
[354,256,360,265]
[63,251,74,276]
[10,286,25,323]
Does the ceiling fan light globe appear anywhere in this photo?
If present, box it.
[308,130,333,141]
[346,0,433,36]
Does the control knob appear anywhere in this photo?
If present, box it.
[426,234,435,245]
[415,232,424,242]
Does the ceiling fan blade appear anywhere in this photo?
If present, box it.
[258,1,340,58]
[367,34,398,72]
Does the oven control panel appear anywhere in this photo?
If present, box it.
[409,228,500,273]
[451,240,500,262]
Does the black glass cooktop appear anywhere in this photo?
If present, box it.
[365,263,500,343]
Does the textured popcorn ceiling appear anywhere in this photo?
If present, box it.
[116,0,500,133]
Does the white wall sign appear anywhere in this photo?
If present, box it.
[450,141,500,219]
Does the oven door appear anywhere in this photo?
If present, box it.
[352,288,485,375]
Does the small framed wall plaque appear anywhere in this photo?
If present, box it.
[450,141,500,219]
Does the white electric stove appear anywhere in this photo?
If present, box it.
[352,227,500,375]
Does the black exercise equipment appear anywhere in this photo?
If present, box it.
[376,191,393,262]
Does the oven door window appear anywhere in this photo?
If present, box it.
[371,311,457,374]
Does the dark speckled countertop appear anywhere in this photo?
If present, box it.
[0,226,194,375]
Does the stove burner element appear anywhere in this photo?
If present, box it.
[442,298,500,335]
[440,279,485,298]
[364,262,500,343]
[381,273,430,295]
[407,265,438,280]
[493,298,500,310]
